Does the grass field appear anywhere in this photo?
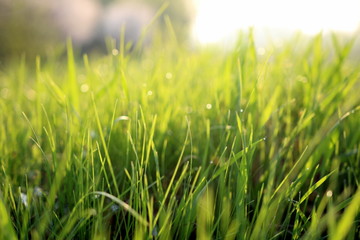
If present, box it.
[0,30,359,239]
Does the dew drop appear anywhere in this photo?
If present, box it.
[20,193,28,207]
[110,204,120,212]
[240,109,244,113]
[112,49,119,56]
[206,104,212,110]
[152,227,158,237]
[34,187,43,197]
[165,72,173,79]
[80,83,89,93]
[326,190,333,198]
[90,130,96,139]
[115,116,130,122]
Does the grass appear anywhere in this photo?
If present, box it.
[0,30,359,239]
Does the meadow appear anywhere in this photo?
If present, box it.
[0,30,359,239]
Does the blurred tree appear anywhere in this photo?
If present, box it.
[0,0,59,58]
[0,0,194,59]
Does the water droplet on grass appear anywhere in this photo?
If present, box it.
[326,190,333,198]
[115,116,129,122]
[112,49,119,56]
[165,72,173,79]
[80,83,89,93]
[20,193,28,207]
[206,104,212,109]
[90,130,96,139]
[147,90,153,96]
[240,109,244,113]
[34,187,43,197]
[152,227,158,237]
[110,204,120,212]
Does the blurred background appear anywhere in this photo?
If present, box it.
[0,0,194,58]
[0,0,359,59]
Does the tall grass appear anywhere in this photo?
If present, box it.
[0,30,359,239]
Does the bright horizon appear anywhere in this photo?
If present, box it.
[192,0,360,44]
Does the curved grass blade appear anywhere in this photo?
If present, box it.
[92,191,149,227]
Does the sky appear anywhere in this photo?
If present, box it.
[192,0,360,44]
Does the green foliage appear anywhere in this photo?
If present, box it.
[0,31,359,239]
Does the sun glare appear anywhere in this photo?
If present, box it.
[193,0,360,44]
